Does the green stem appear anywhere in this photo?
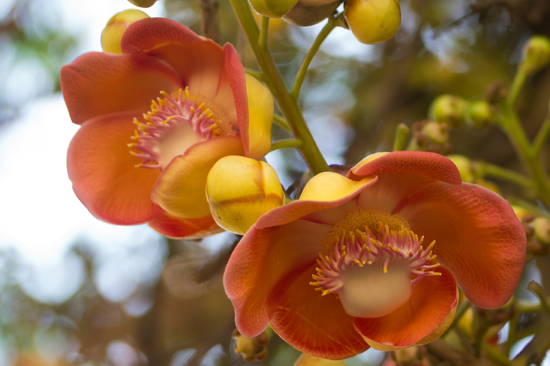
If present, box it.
[472,161,534,190]
[392,123,410,151]
[273,114,291,132]
[259,16,269,50]
[483,344,511,366]
[528,281,550,317]
[497,105,550,207]
[270,139,303,152]
[290,13,341,99]
[533,117,550,156]
[244,67,264,82]
[506,63,528,108]
[229,0,329,175]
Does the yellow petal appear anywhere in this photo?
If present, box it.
[245,74,274,159]
[300,172,376,202]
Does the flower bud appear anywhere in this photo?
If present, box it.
[521,35,550,75]
[344,0,401,44]
[250,0,299,18]
[206,156,284,235]
[447,155,474,183]
[467,100,494,128]
[233,329,271,362]
[392,346,418,365]
[429,95,468,127]
[410,120,452,154]
[284,0,342,27]
[101,9,149,54]
[128,0,157,7]
[294,353,348,366]
[534,217,550,245]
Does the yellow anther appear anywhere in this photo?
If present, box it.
[322,290,330,296]
[419,236,425,245]
[367,261,372,265]
[134,163,142,168]
[127,143,136,147]
[393,247,399,253]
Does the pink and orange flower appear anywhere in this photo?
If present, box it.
[61,18,272,238]
[224,151,526,359]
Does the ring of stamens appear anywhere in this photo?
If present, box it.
[128,87,235,169]
[310,222,440,297]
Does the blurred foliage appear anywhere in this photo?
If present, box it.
[1,0,550,365]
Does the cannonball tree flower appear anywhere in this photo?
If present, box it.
[224,151,525,359]
[61,18,273,239]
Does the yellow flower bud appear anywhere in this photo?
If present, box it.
[250,0,299,18]
[521,35,550,75]
[344,0,401,44]
[447,155,474,183]
[206,156,284,235]
[534,217,550,245]
[294,353,348,366]
[429,94,468,127]
[467,100,494,128]
[128,0,157,8]
[101,9,149,54]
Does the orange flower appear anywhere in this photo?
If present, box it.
[61,18,272,239]
[224,151,526,359]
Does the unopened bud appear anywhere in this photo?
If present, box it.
[206,156,284,235]
[294,353,348,366]
[250,0,299,17]
[429,95,468,127]
[521,35,550,75]
[392,346,418,365]
[128,0,157,7]
[410,120,452,155]
[467,100,493,127]
[284,0,342,27]
[447,155,474,183]
[233,329,271,362]
[344,0,401,44]
[534,217,550,245]
[101,9,149,54]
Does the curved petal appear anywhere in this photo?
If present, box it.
[121,18,229,105]
[67,112,164,224]
[268,263,369,359]
[354,267,458,349]
[148,212,223,239]
[152,136,245,219]
[395,182,526,308]
[255,174,378,229]
[350,152,462,213]
[241,74,273,159]
[61,52,182,125]
[218,44,247,136]
[349,151,461,185]
[224,220,332,338]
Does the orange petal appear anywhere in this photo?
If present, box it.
[122,18,231,112]
[255,175,378,229]
[61,52,182,125]
[67,112,164,224]
[224,220,332,338]
[148,212,223,239]
[218,44,247,140]
[354,267,458,349]
[151,136,245,219]
[268,263,369,359]
[395,182,526,309]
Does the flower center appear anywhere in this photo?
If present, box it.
[128,87,235,169]
[310,208,440,318]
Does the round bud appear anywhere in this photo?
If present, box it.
[521,35,550,75]
[128,0,157,8]
[447,155,474,183]
[284,0,342,27]
[101,9,149,54]
[206,156,284,235]
[467,100,493,128]
[250,0,299,18]
[344,0,401,44]
[534,217,550,245]
[429,94,468,127]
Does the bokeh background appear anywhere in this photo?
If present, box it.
[0,0,549,365]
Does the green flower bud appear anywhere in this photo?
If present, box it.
[467,100,494,127]
[429,94,468,127]
[101,9,149,54]
[521,35,550,75]
[284,0,342,26]
[128,0,157,7]
[344,0,401,44]
[250,0,299,17]
[534,217,550,245]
